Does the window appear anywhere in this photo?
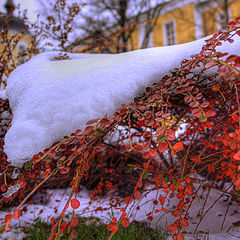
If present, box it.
[139,21,153,49]
[17,41,28,65]
[163,20,176,46]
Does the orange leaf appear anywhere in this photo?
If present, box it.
[167,224,177,233]
[172,209,180,217]
[71,199,80,209]
[121,217,130,228]
[173,142,184,151]
[180,217,189,227]
[134,191,141,200]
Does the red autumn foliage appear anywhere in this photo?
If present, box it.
[0,10,240,240]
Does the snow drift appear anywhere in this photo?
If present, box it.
[4,35,240,167]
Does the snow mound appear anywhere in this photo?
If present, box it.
[4,36,240,167]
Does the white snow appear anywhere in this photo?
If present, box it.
[0,89,7,100]
[4,35,240,167]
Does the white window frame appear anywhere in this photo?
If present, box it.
[138,21,153,48]
[163,19,176,46]
[17,40,28,65]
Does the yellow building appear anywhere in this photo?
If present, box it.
[0,0,31,65]
[131,0,240,50]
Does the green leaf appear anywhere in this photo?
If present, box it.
[125,166,134,173]
[199,115,207,122]
[157,135,166,142]
[142,171,149,179]
[95,128,103,135]
[24,161,32,170]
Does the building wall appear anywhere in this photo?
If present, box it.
[201,0,240,36]
[153,3,196,47]
[131,0,240,50]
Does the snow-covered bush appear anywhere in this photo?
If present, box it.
[0,7,240,240]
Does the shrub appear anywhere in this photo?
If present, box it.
[0,8,240,240]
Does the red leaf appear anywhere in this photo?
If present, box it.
[192,108,202,118]
[229,21,236,27]
[100,118,110,125]
[71,229,78,239]
[173,142,184,152]
[167,224,177,233]
[59,166,70,175]
[60,221,67,231]
[43,168,51,178]
[5,224,11,232]
[112,225,118,233]
[70,217,79,227]
[107,223,118,233]
[205,60,216,69]
[172,209,180,217]
[200,101,209,108]
[233,150,240,161]
[133,145,143,152]
[153,174,164,185]
[121,217,130,228]
[149,148,157,158]
[184,95,192,103]
[83,162,90,171]
[232,113,240,123]
[176,232,184,240]
[134,191,141,200]
[180,217,189,227]
[143,131,152,138]
[19,180,27,188]
[86,118,99,125]
[4,214,12,224]
[125,196,132,204]
[71,199,80,209]
[167,129,175,141]
[142,151,149,159]
[191,156,201,163]
[1,184,7,192]
[158,142,168,153]
[13,208,20,220]
[205,109,216,117]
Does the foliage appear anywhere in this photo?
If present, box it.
[25,217,168,240]
[0,2,240,239]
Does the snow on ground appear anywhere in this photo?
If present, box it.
[0,182,240,239]
[4,34,240,167]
